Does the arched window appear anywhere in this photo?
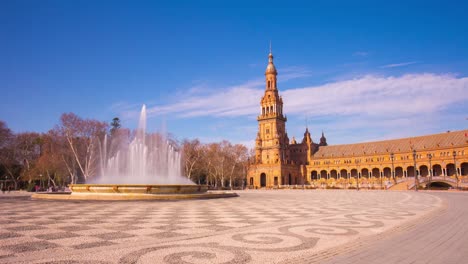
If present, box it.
[268,80,271,88]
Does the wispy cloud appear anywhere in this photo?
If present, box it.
[280,66,313,82]
[114,72,468,145]
[353,51,369,57]
[380,61,419,68]
[280,73,468,143]
[147,79,263,118]
[146,73,467,119]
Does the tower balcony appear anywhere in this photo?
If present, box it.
[257,113,287,121]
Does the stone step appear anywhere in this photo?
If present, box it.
[389,180,411,190]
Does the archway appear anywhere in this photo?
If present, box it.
[383,167,391,178]
[311,171,318,180]
[362,168,369,179]
[427,181,452,190]
[372,168,380,178]
[288,173,292,185]
[407,166,415,177]
[330,170,338,179]
[446,163,456,176]
[260,173,266,187]
[420,165,429,177]
[351,169,358,178]
[395,167,403,178]
[433,164,442,176]
[462,162,468,176]
[340,169,348,179]
[249,177,253,186]
[320,170,327,179]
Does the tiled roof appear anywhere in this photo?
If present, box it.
[313,130,468,158]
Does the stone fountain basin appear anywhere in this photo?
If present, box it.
[31,184,238,200]
[69,184,208,194]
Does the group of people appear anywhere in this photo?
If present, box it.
[34,185,69,193]
[1,183,12,194]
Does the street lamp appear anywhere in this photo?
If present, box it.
[390,153,395,184]
[355,159,360,191]
[453,151,459,190]
[412,150,418,192]
[427,153,433,189]
[347,169,350,189]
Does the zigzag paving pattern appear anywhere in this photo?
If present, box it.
[0,190,446,263]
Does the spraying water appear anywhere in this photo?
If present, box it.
[94,105,193,184]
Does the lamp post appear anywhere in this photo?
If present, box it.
[390,153,395,184]
[347,170,350,189]
[427,153,433,190]
[355,159,360,191]
[453,151,459,190]
[412,150,418,192]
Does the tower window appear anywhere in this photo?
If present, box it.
[268,81,271,88]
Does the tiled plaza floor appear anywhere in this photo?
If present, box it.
[0,190,442,263]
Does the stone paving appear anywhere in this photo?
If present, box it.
[0,190,442,263]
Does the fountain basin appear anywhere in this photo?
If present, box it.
[31,184,238,200]
[70,184,208,194]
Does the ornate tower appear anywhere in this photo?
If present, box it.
[254,49,288,165]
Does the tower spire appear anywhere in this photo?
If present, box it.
[265,42,277,75]
[320,130,328,146]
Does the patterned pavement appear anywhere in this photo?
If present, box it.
[0,190,442,263]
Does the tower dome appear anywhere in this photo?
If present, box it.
[265,52,277,75]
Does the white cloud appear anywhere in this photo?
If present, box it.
[146,79,263,118]
[283,74,468,117]
[380,61,419,68]
[147,73,467,120]
[117,72,468,145]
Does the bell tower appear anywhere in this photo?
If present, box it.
[254,48,288,165]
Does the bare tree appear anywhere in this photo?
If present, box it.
[0,123,42,189]
[226,144,248,190]
[180,139,251,189]
[182,139,203,181]
[57,113,108,183]
[0,127,19,189]
[15,132,41,187]
[32,132,70,188]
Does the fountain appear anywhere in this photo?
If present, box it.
[32,105,237,200]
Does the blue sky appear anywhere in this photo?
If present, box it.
[1,1,467,147]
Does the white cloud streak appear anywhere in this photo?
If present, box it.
[118,73,468,145]
[147,73,468,120]
[147,79,263,118]
[380,61,419,68]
